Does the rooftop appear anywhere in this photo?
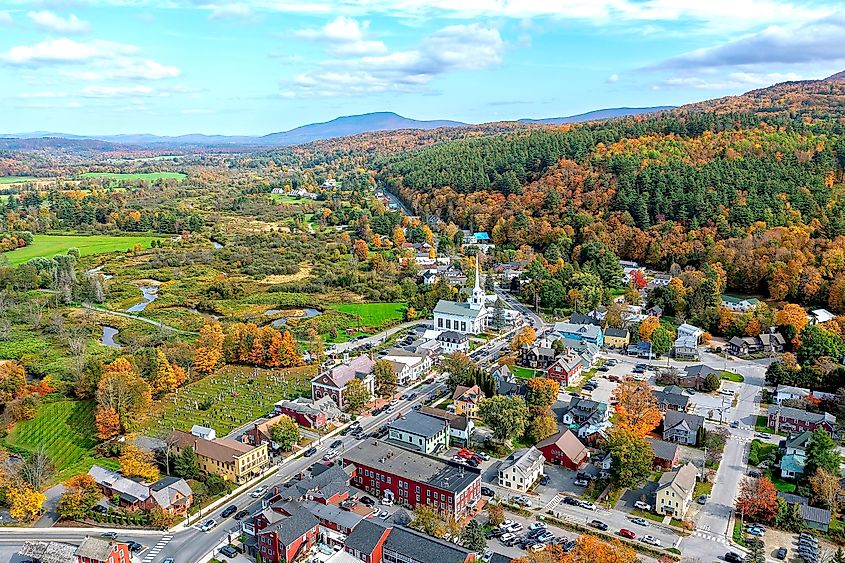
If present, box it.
[767,405,836,425]
[20,541,78,563]
[433,299,483,318]
[168,429,258,464]
[384,525,473,563]
[75,537,120,561]
[646,438,678,461]
[320,355,375,387]
[388,410,448,439]
[500,447,544,477]
[343,440,480,494]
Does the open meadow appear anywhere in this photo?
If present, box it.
[324,302,406,327]
[79,172,187,181]
[0,176,45,184]
[4,234,161,266]
[1,400,119,483]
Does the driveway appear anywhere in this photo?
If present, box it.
[618,481,659,513]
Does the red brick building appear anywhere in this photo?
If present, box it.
[535,429,588,470]
[75,537,133,563]
[646,438,679,470]
[342,441,481,520]
[254,508,320,563]
[767,405,836,435]
[545,351,584,387]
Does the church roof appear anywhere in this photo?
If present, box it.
[433,300,483,318]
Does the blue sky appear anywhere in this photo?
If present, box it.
[1,0,845,135]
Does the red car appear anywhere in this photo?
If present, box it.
[619,529,636,539]
[457,449,473,458]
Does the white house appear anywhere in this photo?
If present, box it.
[676,323,704,344]
[433,258,487,335]
[498,447,545,492]
[386,410,450,455]
[381,350,432,385]
[190,425,216,441]
[721,295,760,312]
[811,309,836,324]
[774,384,810,404]
[436,331,469,353]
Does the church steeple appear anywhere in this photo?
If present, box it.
[469,253,485,310]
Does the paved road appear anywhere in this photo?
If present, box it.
[81,303,196,335]
[494,288,546,332]
[331,320,433,354]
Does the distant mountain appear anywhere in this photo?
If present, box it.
[260,112,465,146]
[518,106,674,125]
[679,70,845,118]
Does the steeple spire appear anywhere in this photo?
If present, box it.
[474,252,481,291]
[469,252,485,310]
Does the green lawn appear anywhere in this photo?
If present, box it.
[694,481,713,498]
[268,194,308,204]
[4,234,161,266]
[79,172,186,181]
[768,472,796,493]
[754,415,770,432]
[721,371,745,383]
[325,302,406,328]
[1,400,118,483]
[511,366,538,379]
[748,439,777,466]
[0,176,44,184]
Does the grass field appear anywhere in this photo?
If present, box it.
[0,176,44,184]
[141,365,314,437]
[1,400,119,483]
[511,366,538,379]
[80,172,187,181]
[4,234,161,266]
[325,302,406,328]
[268,194,308,204]
[721,371,745,383]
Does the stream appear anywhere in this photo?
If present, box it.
[127,285,158,313]
[265,307,321,327]
[100,326,120,348]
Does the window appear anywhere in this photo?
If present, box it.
[437,318,443,328]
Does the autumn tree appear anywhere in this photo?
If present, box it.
[638,316,660,342]
[343,378,371,413]
[57,474,100,520]
[562,535,637,563]
[0,361,26,402]
[736,477,778,523]
[411,505,443,537]
[270,415,300,451]
[612,378,661,436]
[120,445,160,482]
[526,413,558,443]
[150,349,185,395]
[96,357,152,435]
[478,395,529,446]
[525,377,560,415]
[8,484,45,521]
[510,325,537,351]
[353,239,369,261]
[487,503,504,527]
[809,468,842,513]
[373,359,398,397]
[392,226,406,246]
[805,428,841,477]
[194,321,224,375]
[95,407,121,440]
[776,303,808,334]
[606,428,653,488]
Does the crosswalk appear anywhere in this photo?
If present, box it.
[142,534,173,563]
[544,493,562,512]
[690,529,729,545]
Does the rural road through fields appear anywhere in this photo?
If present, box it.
[81,303,198,335]
[331,319,432,354]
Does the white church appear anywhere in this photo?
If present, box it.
[433,259,487,335]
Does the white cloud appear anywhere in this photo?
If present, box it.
[0,38,138,65]
[207,3,255,22]
[607,73,619,83]
[0,11,12,27]
[287,22,505,97]
[28,10,90,34]
[295,17,388,56]
[655,71,806,90]
[64,58,181,80]
[16,91,69,98]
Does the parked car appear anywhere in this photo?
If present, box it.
[91,504,107,514]
[475,452,490,461]
[303,447,318,457]
[685,388,696,395]
[578,501,596,510]
[574,479,589,486]
[506,522,524,533]
[379,510,390,520]
[730,420,740,428]
[598,366,610,372]
[481,486,496,497]
[634,501,651,511]
[536,532,554,543]
[641,535,660,546]
[747,469,762,478]
[360,496,375,506]
[629,517,650,527]
[562,496,579,506]
[540,475,550,486]
[219,545,238,558]
[162,559,175,563]
[746,526,765,537]
[381,496,394,506]
[127,542,143,552]
[330,439,343,449]
[725,552,744,563]
[499,520,514,529]
[619,529,636,539]
[775,547,788,560]
[465,458,479,468]
[101,532,118,539]
[499,533,515,543]
[697,494,709,505]
[561,539,576,552]
[234,510,250,520]
[200,519,217,532]
[221,505,238,518]
[754,432,771,439]
[527,543,546,553]
[528,522,546,531]
[251,486,267,498]
[590,520,609,531]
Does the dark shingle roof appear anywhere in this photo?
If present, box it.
[800,505,832,525]
[604,327,628,338]
[344,519,388,555]
[646,438,678,462]
[384,526,472,563]
[683,364,719,378]
[268,508,319,545]
[389,410,448,438]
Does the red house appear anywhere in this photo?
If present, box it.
[546,351,583,387]
[646,438,679,470]
[274,398,328,429]
[767,405,836,435]
[344,519,390,563]
[535,429,588,470]
[343,441,481,520]
[75,537,133,563]
[254,508,320,563]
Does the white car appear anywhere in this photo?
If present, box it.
[506,522,523,533]
[630,517,650,527]
[574,479,589,486]
[528,522,546,531]
[323,449,338,461]
[499,520,514,529]
[579,501,596,510]
[499,533,515,543]
[250,486,267,498]
[200,519,217,532]
[641,535,661,546]
[381,497,394,506]
[634,501,651,511]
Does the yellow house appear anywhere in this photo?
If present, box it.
[168,429,268,484]
[655,462,697,517]
[604,327,630,349]
[452,385,483,419]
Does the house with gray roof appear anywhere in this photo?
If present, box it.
[654,389,690,413]
[386,410,450,454]
[655,462,698,517]
[344,519,391,563]
[662,411,704,446]
[88,465,193,514]
[553,321,604,347]
[767,405,836,435]
[498,446,544,492]
[383,525,474,563]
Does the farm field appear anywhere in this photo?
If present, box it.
[268,194,309,204]
[325,302,406,328]
[141,365,315,437]
[79,172,187,181]
[4,234,161,266]
[0,176,45,184]
[1,400,119,483]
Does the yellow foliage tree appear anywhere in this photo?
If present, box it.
[638,316,660,342]
[8,484,46,521]
[194,322,224,375]
[612,378,662,436]
[510,326,537,351]
[776,303,809,333]
[120,445,160,482]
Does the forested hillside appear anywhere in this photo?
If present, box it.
[378,77,845,312]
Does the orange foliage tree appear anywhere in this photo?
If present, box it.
[736,476,778,523]
[95,407,121,440]
[194,322,224,375]
[638,316,660,342]
[776,303,809,333]
[612,378,661,436]
[0,361,27,402]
